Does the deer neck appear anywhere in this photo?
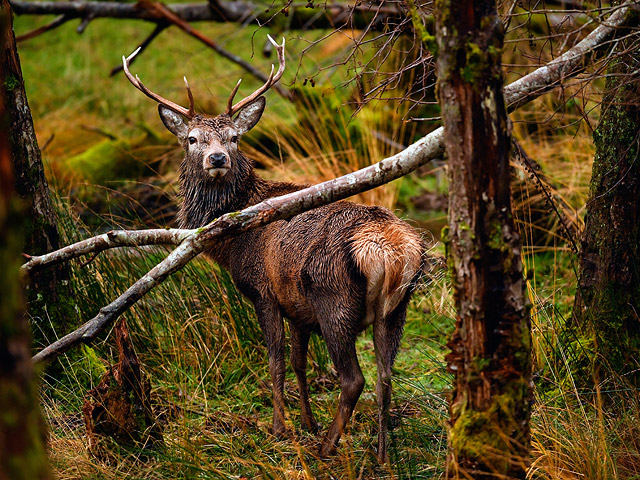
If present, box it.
[176,156,270,229]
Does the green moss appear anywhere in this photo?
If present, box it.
[470,356,491,372]
[450,384,529,467]
[407,0,438,55]
[3,73,20,91]
[461,43,485,83]
[575,35,640,387]
[440,225,450,244]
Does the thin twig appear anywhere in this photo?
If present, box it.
[109,23,167,77]
[15,14,69,42]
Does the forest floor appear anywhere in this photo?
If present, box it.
[14,9,640,480]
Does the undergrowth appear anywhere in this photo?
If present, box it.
[14,6,640,479]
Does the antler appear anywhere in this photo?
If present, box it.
[225,35,285,117]
[122,47,196,118]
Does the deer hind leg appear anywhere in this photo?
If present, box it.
[373,298,410,464]
[255,300,287,438]
[290,325,320,432]
[319,335,365,458]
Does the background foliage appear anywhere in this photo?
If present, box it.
[13,2,640,478]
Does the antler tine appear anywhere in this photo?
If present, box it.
[226,35,286,117]
[183,76,195,117]
[225,79,243,115]
[122,48,194,119]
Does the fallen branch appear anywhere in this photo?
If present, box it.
[30,130,446,365]
[29,1,638,365]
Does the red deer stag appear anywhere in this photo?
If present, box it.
[122,36,426,463]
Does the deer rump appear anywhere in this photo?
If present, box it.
[205,196,425,462]
[229,201,424,337]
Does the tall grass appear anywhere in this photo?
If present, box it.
[17,9,640,479]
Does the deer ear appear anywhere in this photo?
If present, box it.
[233,96,266,135]
[158,105,188,140]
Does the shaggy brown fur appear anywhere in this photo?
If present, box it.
[158,98,426,463]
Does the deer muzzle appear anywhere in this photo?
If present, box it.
[203,152,230,178]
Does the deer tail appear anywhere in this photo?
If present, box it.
[349,221,424,319]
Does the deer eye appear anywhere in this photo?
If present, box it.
[231,135,238,143]
[188,136,197,145]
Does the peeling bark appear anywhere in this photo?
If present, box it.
[436,0,531,478]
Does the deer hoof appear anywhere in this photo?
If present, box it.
[270,424,289,440]
[302,420,322,434]
[319,442,337,459]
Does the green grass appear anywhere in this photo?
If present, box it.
[41,198,454,479]
[14,8,640,480]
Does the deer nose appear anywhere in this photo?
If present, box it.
[209,153,227,168]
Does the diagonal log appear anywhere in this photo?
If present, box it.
[29,1,639,365]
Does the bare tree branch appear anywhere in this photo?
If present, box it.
[15,13,69,42]
[504,2,638,110]
[31,130,446,365]
[29,0,638,365]
[22,228,197,275]
[109,23,167,77]
[9,0,399,31]
[137,0,291,99]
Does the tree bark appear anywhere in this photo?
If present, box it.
[0,5,51,479]
[435,1,531,478]
[2,0,75,349]
[573,5,640,389]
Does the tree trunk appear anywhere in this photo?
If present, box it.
[572,6,640,389]
[0,6,51,479]
[435,1,531,478]
[1,0,75,349]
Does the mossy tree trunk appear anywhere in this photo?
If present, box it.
[0,6,51,479]
[435,1,531,478]
[1,0,75,351]
[572,5,640,389]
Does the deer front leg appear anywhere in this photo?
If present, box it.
[290,325,320,432]
[255,301,287,438]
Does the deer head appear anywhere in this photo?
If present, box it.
[122,36,285,180]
